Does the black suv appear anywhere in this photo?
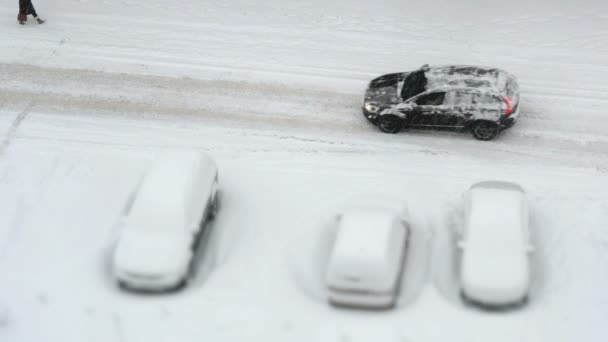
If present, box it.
[362,65,520,140]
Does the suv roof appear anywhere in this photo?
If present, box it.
[423,65,514,96]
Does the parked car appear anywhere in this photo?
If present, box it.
[458,181,532,308]
[362,65,520,140]
[325,198,410,309]
[112,151,219,292]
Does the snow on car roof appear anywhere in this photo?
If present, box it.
[466,182,527,251]
[126,151,215,232]
[329,209,405,280]
[425,65,511,94]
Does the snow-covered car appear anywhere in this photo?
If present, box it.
[112,151,219,292]
[362,64,520,140]
[458,181,532,308]
[325,198,409,309]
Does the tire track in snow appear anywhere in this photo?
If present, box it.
[0,103,32,156]
[1,63,607,163]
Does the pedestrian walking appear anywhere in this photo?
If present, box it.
[18,0,44,25]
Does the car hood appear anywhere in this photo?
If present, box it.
[364,72,408,105]
[113,232,193,275]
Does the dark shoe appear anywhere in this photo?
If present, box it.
[36,18,45,24]
[19,21,25,25]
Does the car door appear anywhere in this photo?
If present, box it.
[441,90,472,127]
[409,91,448,126]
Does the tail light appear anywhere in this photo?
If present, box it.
[503,97,513,116]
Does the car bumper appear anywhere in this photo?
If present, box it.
[461,289,528,310]
[499,104,520,129]
[362,107,380,123]
[498,116,516,128]
[115,269,185,292]
[328,288,396,309]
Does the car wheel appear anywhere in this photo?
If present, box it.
[117,280,129,290]
[377,115,404,134]
[471,121,500,141]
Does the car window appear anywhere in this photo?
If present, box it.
[451,92,473,106]
[415,92,445,106]
[473,93,498,105]
[401,70,428,100]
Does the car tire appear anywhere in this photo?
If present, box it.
[117,280,129,291]
[377,115,404,134]
[471,121,500,141]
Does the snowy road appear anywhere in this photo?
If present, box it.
[1,63,607,167]
[0,0,607,341]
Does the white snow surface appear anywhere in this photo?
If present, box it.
[0,0,608,341]
[113,230,191,277]
[326,208,407,292]
[125,151,216,233]
[460,182,531,305]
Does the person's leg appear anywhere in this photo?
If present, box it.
[27,0,44,23]
[18,0,27,24]
[34,14,44,24]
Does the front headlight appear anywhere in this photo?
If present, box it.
[364,102,380,113]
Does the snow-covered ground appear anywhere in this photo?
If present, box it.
[1,0,607,341]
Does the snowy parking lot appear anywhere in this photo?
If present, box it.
[1,0,607,341]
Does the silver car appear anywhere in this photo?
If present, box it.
[363,65,520,140]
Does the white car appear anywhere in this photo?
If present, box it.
[325,198,409,309]
[459,181,532,308]
[112,151,219,292]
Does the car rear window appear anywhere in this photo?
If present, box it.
[473,93,499,104]
[447,92,473,106]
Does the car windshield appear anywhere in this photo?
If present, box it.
[401,70,427,100]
